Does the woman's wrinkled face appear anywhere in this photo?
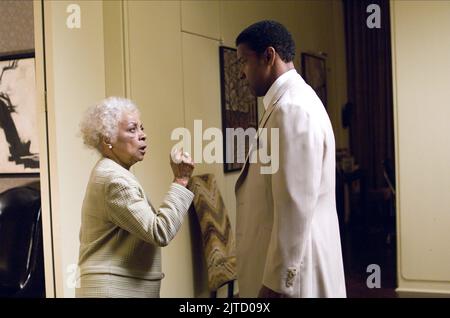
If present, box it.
[109,111,147,169]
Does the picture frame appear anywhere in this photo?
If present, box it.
[0,52,40,174]
[219,46,258,173]
[301,52,328,109]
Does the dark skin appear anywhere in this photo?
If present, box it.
[237,43,295,298]
[169,149,194,187]
[236,43,295,97]
[100,111,194,186]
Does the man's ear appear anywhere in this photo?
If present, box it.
[265,47,276,65]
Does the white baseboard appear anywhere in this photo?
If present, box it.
[396,288,450,298]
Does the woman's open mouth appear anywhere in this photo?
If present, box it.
[139,145,147,154]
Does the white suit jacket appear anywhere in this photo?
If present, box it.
[235,70,346,298]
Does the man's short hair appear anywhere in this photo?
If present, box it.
[235,20,296,63]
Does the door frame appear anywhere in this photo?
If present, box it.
[33,0,56,298]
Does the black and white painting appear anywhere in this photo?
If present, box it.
[0,53,39,173]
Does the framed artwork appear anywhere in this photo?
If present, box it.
[219,46,258,173]
[0,52,39,174]
[301,52,328,109]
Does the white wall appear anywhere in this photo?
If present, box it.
[391,0,450,295]
[125,0,197,297]
[35,0,450,298]
[42,0,105,297]
[121,0,348,297]
[39,0,348,297]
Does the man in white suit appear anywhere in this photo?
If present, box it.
[234,20,346,298]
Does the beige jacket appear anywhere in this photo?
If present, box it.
[76,157,193,297]
[235,71,346,298]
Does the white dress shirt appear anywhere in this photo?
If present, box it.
[263,68,298,110]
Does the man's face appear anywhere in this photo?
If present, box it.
[237,43,270,97]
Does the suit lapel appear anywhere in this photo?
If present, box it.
[235,73,298,193]
[235,95,281,192]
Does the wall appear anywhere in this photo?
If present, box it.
[391,0,450,295]
[125,0,197,297]
[0,0,39,193]
[0,0,34,53]
[39,0,348,297]
[219,0,348,149]
[35,0,450,298]
[42,0,105,297]
[118,0,348,297]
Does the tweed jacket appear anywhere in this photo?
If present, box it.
[76,157,193,297]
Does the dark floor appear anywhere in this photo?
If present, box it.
[341,221,397,298]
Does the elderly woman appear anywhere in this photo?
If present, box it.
[76,97,194,298]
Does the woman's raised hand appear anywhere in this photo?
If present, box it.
[170,148,194,187]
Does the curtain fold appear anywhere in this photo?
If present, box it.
[343,0,395,189]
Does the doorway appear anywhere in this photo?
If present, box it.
[339,0,397,297]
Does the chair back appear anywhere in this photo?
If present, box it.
[188,174,237,296]
[0,186,45,297]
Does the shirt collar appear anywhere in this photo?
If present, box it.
[262,69,298,110]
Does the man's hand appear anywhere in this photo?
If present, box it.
[258,285,284,298]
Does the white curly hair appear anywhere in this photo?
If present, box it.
[80,96,139,151]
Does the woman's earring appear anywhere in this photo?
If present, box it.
[108,144,112,149]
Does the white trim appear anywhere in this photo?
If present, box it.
[389,0,402,289]
[397,287,450,298]
[41,0,65,297]
[33,0,56,298]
